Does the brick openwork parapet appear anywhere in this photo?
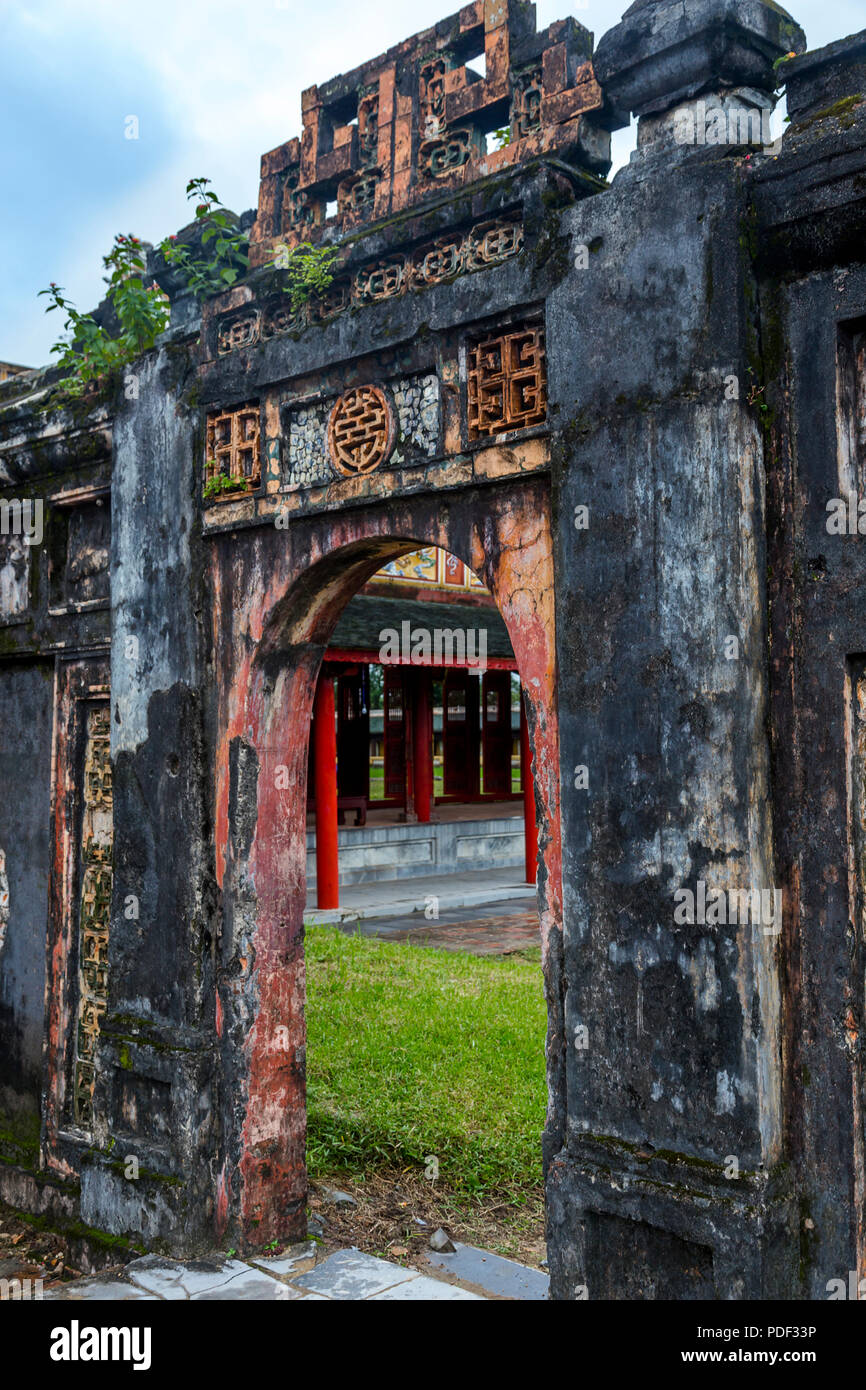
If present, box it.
[250,0,617,265]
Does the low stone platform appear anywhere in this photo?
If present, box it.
[306,811,526,891]
[305,865,536,924]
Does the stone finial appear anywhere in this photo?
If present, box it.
[594,0,807,120]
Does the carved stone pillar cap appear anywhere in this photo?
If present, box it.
[594,0,807,119]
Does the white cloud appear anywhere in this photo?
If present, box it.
[3,0,861,364]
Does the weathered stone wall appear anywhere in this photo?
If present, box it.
[0,661,54,1116]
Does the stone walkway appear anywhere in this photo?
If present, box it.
[306,866,536,924]
[45,1240,549,1302]
[348,908,540,955]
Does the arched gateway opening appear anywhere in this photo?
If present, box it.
[306,544,537,917]
[211,487,562,1249]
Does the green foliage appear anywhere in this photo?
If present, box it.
[267,241,339,313]
[491,126,512,149]
[305,925,546,1196]
[158,177,249,300]
[39,177,252,402]
[202,470,247,501]
[38,234,170,397]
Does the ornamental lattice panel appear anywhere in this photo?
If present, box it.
[205,405,261,496]
[327,386,395,475]
[72,704,113,1130]
[467,325,547,439]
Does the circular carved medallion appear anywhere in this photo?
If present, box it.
[327,385,395,476]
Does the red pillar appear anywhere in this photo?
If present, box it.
[313,673,339,909]
[413,669,434,824]
[520,691,538,886]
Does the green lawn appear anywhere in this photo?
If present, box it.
[367,760,522,800]
[305,925,546,1199]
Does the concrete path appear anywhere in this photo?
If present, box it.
[305,865,536,924]
[44,1240,548,1301]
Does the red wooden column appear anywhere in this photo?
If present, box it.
[313,672,339,909]
[520,691,538,886]
[413,669,434,823]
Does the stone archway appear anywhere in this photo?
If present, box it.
[209,477,562,1249]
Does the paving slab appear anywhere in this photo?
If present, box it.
[425,1242,549,1300]
[294,1248,417,1299]
[125,1254,256,1300]
[192,1267,307,1300]
[45,1278,158,1301]
[250,1240,319,1278]
[369,1274,483,1300]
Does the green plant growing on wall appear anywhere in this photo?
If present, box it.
[39,235,170,398]
[202,470,248,502]
[158,178,249,299]
[267,241,340,313]
[39,177,250,401]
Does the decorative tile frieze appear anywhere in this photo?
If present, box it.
[310,282,351,322]
[286,402,331,489]
[410,235,465,288]
[419,128,477,179]
[465,218,524,270]
[215,216,524,355]
[217,311,259,354]
[284,374,439,489]
[354,256,407,304]
[338,171,379,216]
[261,301,302,339]
[392,375,440,461]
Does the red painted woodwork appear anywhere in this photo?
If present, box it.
[413,669,434,823]
[384,668,407,804]
[337,667,370,802]
[482,669,513,796]
[443,669,480,798]
[313,674,339,909]
[520,692,538,886]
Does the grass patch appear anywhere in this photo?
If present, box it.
[305,926,546,1201]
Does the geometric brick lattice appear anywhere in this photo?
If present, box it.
[249,1,605,261]
[216,216,524,355]
[72,704,113,1131]
[205,404,262,496]
[467,325,547,439]
[327,385,395,476]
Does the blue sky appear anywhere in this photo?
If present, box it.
[1,0,861,367]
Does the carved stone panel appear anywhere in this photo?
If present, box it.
[327,386,396,475]
[72,704,113,1131]
[205,404,262,498]
[467,324,547,439]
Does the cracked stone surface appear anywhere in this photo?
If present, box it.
[293,1249,419,1299]
[44,1240,548,1300]
[425,1241,550,1300]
